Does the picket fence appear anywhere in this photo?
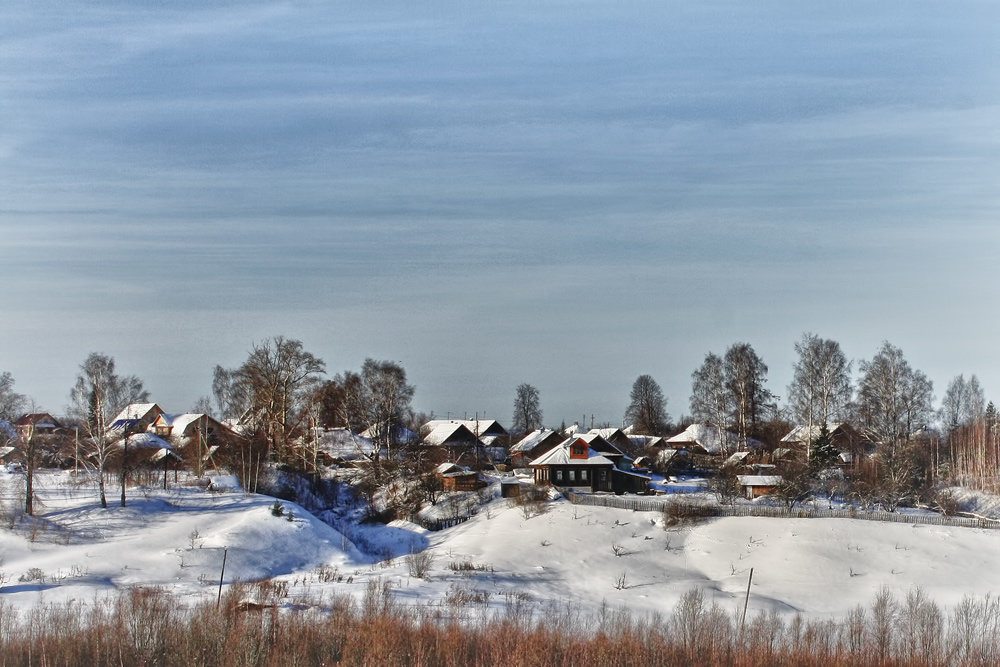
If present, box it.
[563,491,1000,530]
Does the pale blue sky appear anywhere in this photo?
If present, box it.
[3,2,999,427]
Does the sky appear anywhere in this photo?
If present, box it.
[3,1,1000,428]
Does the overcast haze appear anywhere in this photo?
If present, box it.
[3,2,999,427]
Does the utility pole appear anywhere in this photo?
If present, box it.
[120,423,130,507]
[740,568,754,632]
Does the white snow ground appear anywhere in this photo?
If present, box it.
[3,469,1000,624]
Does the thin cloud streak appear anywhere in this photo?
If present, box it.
[2,1,999,423]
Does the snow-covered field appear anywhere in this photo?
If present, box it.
[3,469,1000,624]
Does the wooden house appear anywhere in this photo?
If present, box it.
[737,474,783,500]
[666,423,762,455]
[509,429,563,468]
[434,462,485,492]
[422,419,508,448]
[529,436,650,494]
[422,422,487,464]
[14,413,63,438]
[780,423,867,467]
[588,428,635,456]
[108,403,164,435]
[529,437,616,492]
[151,413,229,446]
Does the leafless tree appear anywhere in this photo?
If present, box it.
[940,374,984,429]
[340,359,414,460]
[232,336,325,463]
[788,333,852,427]
[857,342,933,453]
[0,372,27,422]
[68,353,149,508]
[723,343,772,450]
[624,375,670,435]
[512,383,543,434]
[191,396,214,417]
[212,365,249,421]
[940,374,989,486]
[787,333,852,457]
[690,353,732,453]
[856,342,934,502]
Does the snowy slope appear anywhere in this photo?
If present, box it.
[4,470,1000,624]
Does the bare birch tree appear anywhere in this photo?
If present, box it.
[856,342,934,503]
[340,359,414,460]
[69,353,149,508]
[690,353,731,452]
[723,343,772,450]
[940,374,988,485]
[787,333,852,457]
[857,342,934,451]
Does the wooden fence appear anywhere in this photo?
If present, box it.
[563,491,1000,530]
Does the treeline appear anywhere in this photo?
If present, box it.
[2,581,1000,666]
[3,333,1000,512]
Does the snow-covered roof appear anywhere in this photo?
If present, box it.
[359,422,416,443]
[14,413,61,429]
[111,403,161,424]
[528,443,614,467]
[723,450,751,466]
[737,475,783,486]
[781,423,847,444]
[434,462,467,475]
[0,445,16,458]
[313,428,375,460]
[628,434,666,449]
[150,447,182,462]
[423,423,479,446]
[156,413,205,433]
[120,432,173,450]
[666,424,760,454]
[423,419,506,437]
[510,429,559,453]
[575,433,626,457]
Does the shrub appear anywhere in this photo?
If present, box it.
[662,498,714,527]
[406,549,434,579]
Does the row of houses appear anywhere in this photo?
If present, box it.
[6,404,868,501]
[2,404,234,470]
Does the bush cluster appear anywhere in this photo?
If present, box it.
[1,581,999,665]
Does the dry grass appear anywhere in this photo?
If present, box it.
[0,581,998,665]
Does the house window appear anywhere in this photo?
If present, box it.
[555,470,563,482]
[569,470,576,482]
[572,445,586,457]
[581,470,588,482]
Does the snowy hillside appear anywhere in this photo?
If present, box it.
[4,469,1000,624]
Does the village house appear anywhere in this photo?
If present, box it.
[433,462,486,492]
[666,423,762,456]
[422,422,489,466]
[13,413,63,438]
[780,423,867,467]
[509,429,564,468]
[108,403,164,435]
[151,413,229,448]
[737,474,783,500]
[587,428,635,456]
[529,436,650,494]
